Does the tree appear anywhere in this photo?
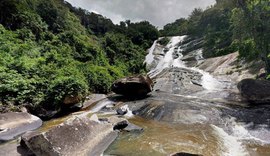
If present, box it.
[160,18,188,36]
[236,0,270,73]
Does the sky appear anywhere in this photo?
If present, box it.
[65,0,216,28]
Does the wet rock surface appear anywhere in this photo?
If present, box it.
[112,75,153,96]
[152,67,203,95]
[238,78,270,104]
[123,122,143,132]
[0,112,42,142]
[83,94,107,109]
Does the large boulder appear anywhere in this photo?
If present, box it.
[112,75,153,96]
[21,115,126,156]
[0,112,42,142]
[238,79,270,104]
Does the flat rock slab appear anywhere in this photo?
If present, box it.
[0,112,42,142]
[21,115,125,156]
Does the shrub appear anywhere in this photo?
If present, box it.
[45,74,88,110]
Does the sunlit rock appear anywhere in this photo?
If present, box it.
[21,115,125,156]
[0,112,42,142]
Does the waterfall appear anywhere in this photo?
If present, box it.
[146,35,225,91]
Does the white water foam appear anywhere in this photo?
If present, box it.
[191,67,225,91]
[211,124,248,156]
[124,107,134,118]
[118,105,134,118]
[148,36,186,78]
[228,118,270,145]
[145,40,157,65]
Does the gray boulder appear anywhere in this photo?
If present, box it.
[238,79,270,104]
[112,75,153,96]
[21,115,127,156]
[0,112,42,142]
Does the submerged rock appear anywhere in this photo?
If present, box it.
[124,122,143,132]
[113,120,129,130]
[238,79,270,104]
[0,112,42,142]
[107,116,143,132]
[112,75,153,96]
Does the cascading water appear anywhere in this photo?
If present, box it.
[105,36,270,156]
[147,36,187,78]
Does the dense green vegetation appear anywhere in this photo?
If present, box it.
[232,0,270,73]
[0,0,158,115]
[160,0,269,74]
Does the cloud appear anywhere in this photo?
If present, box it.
[65,0,216,28]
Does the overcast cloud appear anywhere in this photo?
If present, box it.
[65,0,216,28]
